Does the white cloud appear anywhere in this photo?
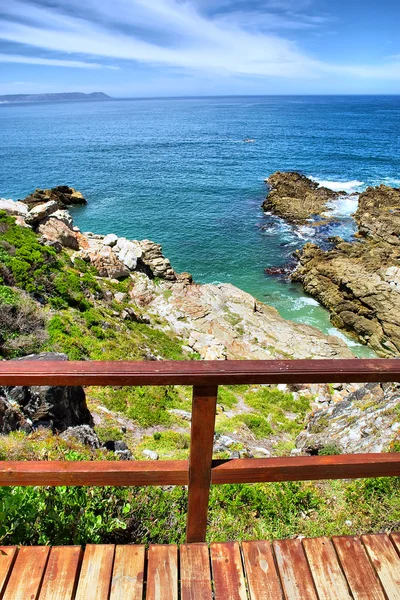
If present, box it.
[0,0,399,81]
[0,53,119,69]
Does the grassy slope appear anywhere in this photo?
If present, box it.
[0,209,400,546]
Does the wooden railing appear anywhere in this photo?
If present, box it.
[1,358,400,543]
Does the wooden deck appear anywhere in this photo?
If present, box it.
[1,533,400,599]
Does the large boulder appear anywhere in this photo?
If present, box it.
[25,200,58,226]
[0,353,93,433]
[87,246,130,279]
[37,216,79,249]
[114,238,143,271]
[21,186,86,209]
[262,172,342,224]
[139,240,176,280]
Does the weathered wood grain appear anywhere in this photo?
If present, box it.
[74,544,114,600]
[39,546,82,600]
[242,540,283,600]
[180,543,212,600]
[3,546,50,600]
[302,536,351,599]
[0,547,17,597]
[186,385,218,543]
[210,542,247,600]
[333,536,386,600]
[109,545,145,600]
[0,358,398,386]
[273,539,318,600]
[146,545,178,600]
[212,453,400,484]
[362,534,400,600]
[0,460,188,486]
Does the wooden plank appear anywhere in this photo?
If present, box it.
[0,460,188,486]
[211,454,400,484]
[39,546,82,600]
[362,534,400,599]
[0,358,399,387]
[273,539,318,600]
[109,545,145,600]
[302,536,351,599]
[242,540,283,600]
[333,536,386,600]
[0,547,17,596]
[180,543,212,600]
[186,385,218,543]
[210,542,247,600]
[3,546,50,600]
[74,544,114,600]
[146,544,178,600]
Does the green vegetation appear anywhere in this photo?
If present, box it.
[1,211,400,548]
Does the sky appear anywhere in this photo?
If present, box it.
[0,0,400,96]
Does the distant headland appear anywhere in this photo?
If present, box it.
[0,92,111,104]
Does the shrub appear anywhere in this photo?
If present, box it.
[0,294,48,358]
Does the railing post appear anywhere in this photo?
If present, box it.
[186,384,218,543]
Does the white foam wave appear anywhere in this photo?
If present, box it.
[327,328,358,347]
[325,195,359,218]
[310,177,365,194]
[295,225,315,240]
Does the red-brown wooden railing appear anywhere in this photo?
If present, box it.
[0,359,400,543]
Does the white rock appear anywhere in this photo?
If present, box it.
[103,233,118,247]
[114,292,127,303]
[114,238,143,271]
[253,447,271,457]
[0,199,28,216]
[169,409,192,421]
[51,209,73,227]
[219,435,236,447]
[290,448,302,456]
[143,449,159,460]
[277,384,288,392]
[26,200,58,225]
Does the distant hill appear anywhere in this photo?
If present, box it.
[0,92,111,104]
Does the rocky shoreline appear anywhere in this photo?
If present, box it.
[0,185,352,361]
[262,172,400,357]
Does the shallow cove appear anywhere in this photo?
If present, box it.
[2,96,399,356]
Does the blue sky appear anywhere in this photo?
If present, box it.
[0,0,400,96]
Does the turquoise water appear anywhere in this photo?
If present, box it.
[1,95,399,355]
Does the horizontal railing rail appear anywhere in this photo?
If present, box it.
[0,358,399,542]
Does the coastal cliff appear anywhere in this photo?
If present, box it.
[262,172,400,357]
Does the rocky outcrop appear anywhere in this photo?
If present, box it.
[0,353,92,433]
[25,200,58,226]
[37,216,79,250]
[292,185,400,356]
[128,273,353,360]
[296,382,400,454]
[262,172,342,224]
[21,185,86,209]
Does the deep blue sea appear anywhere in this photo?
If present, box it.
[1,95,400,356]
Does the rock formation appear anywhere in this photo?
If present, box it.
[0,185,354,361]
[292,185,400,356]
[262,171,343,224]
[0,353,92,433]
[21,185,87,209]
[296,382,400,454]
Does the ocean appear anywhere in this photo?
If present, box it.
[1,95,399,356]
